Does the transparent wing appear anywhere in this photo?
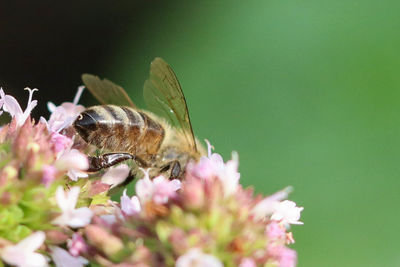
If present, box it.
[82,74,137,108]
[143,57,197,151]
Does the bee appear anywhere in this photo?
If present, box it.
[73,57,205,179]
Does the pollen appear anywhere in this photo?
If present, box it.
[27,142,40,153]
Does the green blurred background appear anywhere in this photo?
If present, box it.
[2,1,400,266]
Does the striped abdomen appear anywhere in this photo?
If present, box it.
[73,105,164,157]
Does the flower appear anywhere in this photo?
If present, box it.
[268,246,297,267]
[68,233,88,257]
[120,189,141,216]
[51,246,88,267]
[52,186,93,228]
[101,164,130,189]
[0,87,38,127]
[251,187,293,220]
[266,221,286,240]
[1,231,48,267]
[271,200,304,226]
[175,249,223,267]
[42,164,57,187]
[45,86,85,133]
[50,132,73,155]
[279,247,297,267]
[239,258,256,267]
[136,170,181,205]
[56,149,89,181]
[187,140,240,197]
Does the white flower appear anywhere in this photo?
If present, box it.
[52,186,93,228]
[56,149,89,181]
[1,231,48,267]
[217,151,240,197]
[271,200,304,226]
[101,164,130,188]
[0,87,38,127]
[251,187,293,220]
[175,248,223,267]
[120,189,141,215]
[45,86,85,133]
[51,246,88,267]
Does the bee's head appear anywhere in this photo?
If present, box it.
[73,110,98,141]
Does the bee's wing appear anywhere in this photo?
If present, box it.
[143,57,197,151]
[82,74,137,108]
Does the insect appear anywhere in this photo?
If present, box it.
[73,57,205,179]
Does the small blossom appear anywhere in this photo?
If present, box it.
[51,246,88,267]
[239,258,256,267]
[52,186,93,228]
[266,221,286,240]
[136,170,181,205]
[50,132,73,155]
[121,189,141,216]
[46,86,85,133]
[251,187,293,220]
[175,248,223,267]
[188,140,240,197]
[279,247,297,267]
[271,200,304,226]
[68,233,88,257]
[101,164,130,188]
[0,87,38,127]
[1,231,48,267]
[42,164,57,187]
[56,149,89,181]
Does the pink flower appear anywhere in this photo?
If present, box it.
[101,164,130,189]
[120,189,141,216]
[187,140,240,197]
[136,170,181,205]
[51,246,88,267]
[239,258,256,267]
[271,200,304,226]
[42,164,57,187]
[0,87,38,127]
[52,186,93,228]
[268,245,297,267]
[50,132,73,155]
[68,233,88,257]
[175,249,223,267]
[279,247,297,267]
[1,231,48,267]
[56,149,89,181]
[45,86,85,133]
[266,221,286,240]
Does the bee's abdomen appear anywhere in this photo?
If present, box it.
[74,105,164,155]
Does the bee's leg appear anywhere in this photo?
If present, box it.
[170,161,182,179]
[88,153,148,172]
[87,153,133,172]
[159,160,182,180]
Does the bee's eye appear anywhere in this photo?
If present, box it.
[74,112,97,130]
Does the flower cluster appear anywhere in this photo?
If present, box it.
[77,145,303,267]
[0,87,111,266]
[0,87,303,267]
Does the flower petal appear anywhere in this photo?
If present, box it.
[51,246,88,267]
[101,164,130,188]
